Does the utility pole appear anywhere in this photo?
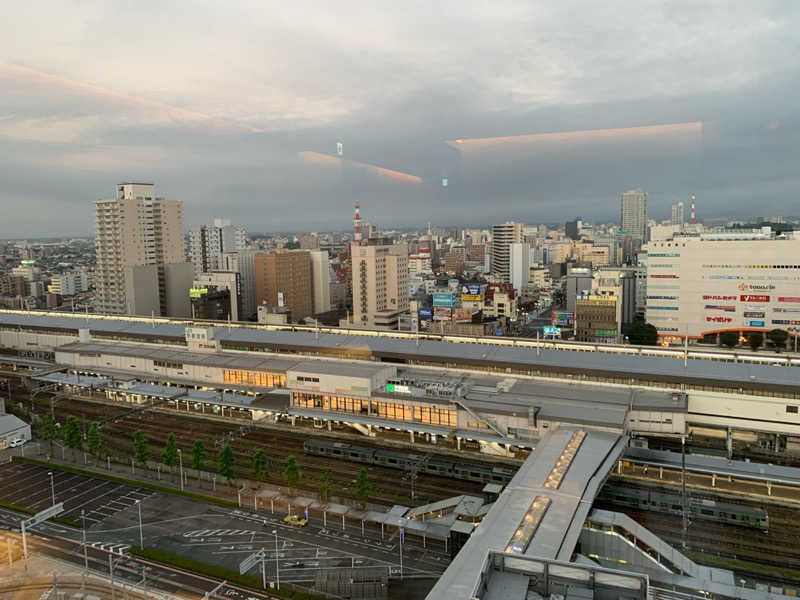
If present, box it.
[681,435,687,549]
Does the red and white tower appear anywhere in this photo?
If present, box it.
[353,200,362,244]
[689,194,696,224]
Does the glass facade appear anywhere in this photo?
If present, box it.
[292,391,456,426]
[223,369,286,387]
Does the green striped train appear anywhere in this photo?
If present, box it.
[303,438,516,486]
[598,483,768,532]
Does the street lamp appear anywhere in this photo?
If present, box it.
[47,471,55,506]
[177,448,184,491]
[136,499,143,548]
[273,529,280,590]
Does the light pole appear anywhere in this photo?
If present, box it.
[136,499,143,548]
[178,449,184,491]
[81,509,88,572]
[273,529,280,590]
[48,472,55,506]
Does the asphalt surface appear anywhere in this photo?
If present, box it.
[0,461,450,593]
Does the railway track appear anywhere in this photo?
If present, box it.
[27,393,486,505]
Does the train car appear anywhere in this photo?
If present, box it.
[452,462,497,484]
[373,448,418,470]
[421,457,455,477]
[598,484,768,532]
[304,439,376,464]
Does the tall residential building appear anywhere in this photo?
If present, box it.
[253,250,313,322]
[351,241,409,329]
[670,202,684,227]
[309,250,331,314]
[509,243,531,293]
[94,183,190,316]
[189,218,247,275]
[620,188,648,243]
[490,221,524,281]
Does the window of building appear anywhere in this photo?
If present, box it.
[787,405,798,414]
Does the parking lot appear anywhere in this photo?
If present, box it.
[0,460,154,526]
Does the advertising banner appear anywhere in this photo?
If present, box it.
[706,316,733,323]
[704,305,735,312]
[703,295,736,300]
[552,311,574,327]
[747,320,765,327]
[453,307,473,323]
[433,306,452,321]
[189,287,208,298]
[740,294,769,303]
[418,306,433,319]
[432,292,457,307]
[743,311,765,318]
[779,297,800,303]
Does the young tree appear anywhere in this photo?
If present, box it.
[719,331,739,348]
[316,468,333,503]
[747,331,764,352]
[284,454,300,495]
[162,433,179,468]
[132,429,149,465]
[62,415,82,458]
[627,320,658,345]
[355,467,371,509]
[86,421,101,457]
[191,440,205,471]
[251,449,268,480]
[41,412,58,453]
[218,444,235,484]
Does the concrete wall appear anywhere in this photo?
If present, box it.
[164,262,194,318]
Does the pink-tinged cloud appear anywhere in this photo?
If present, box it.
[297,151,422,184]
[446,122,703,152]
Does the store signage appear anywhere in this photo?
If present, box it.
[743,311,765,318]
[740,294,769,302]
[418,306,433,319]
[704,305,735,312]
[775,308,800,313]
[703,295,736,300]
[779,297,800,303]
[747,320,765,327]
[189,287,208,298]
[706,316,733,323]
[432,292,457,307]
[773,319,800,326]
[739,282,775,291]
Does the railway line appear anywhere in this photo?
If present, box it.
[25,392,487,506]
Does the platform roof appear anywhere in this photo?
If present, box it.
[287,359,395,379]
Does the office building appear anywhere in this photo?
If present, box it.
[188,218,247,275]
[646,229,800,342]
[490,222,524,281]
[575,294,618,343]
[565,265,593,315]
[593,267,637,335]
[220,250,256,321]
[351,241,409,329]
[620,188,648,243]
[509,243,531,293]
[565,218,581,241]
[443,251,464,275]
[94,183,189,316]
[191,271,241,321]
[254,250,313,322]
[670,201,684,227]
[48,270,90,297]
[309,250,331,314]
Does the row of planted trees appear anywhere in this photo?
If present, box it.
[40,416,374,508]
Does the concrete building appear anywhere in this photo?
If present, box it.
[490,222,524,281]
[646,229,800,342]
[191,271,241,321]
[188,218,246,275]
[565,265,593,315]
[309,249,331,314]
[573,242,610,267]
[94,183,187,316]
[48,270,90,296]
[254,250,313,322]
[671,201,685,227]
[408,249,433,276]
[575,294,618,343]
[594,267,637,335]
[565,218,581,241]
[0,413,31,449]
[620,187,648,243]
[351,241,409,329]
[509,243,530,293]
[443,251,464,275]
[634,250,648,316]
[220,250,256,321]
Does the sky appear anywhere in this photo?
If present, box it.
[1,1,799,236]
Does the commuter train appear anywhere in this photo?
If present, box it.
[303,438,516,485]
[598,484,769,532]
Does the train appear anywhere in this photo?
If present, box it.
[597,483,769,532]
[303,438,517,486]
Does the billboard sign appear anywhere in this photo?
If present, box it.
[543,326,561,339]
[432,292,457,307]
[552,311,574,327]
[740,294,769,303]
[453,308,473,323]
[418,306,433,319]
[433,306,452,321]
[189,287,208,298]
[461,283,481,295]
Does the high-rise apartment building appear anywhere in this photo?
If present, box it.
[670,202,684,227]
[253,250,313,322]
[620,188,648,243]
[509,243,531,293]
[491,222,524,281]
[189,218,247,275]
[351,241,409,329]
[94,183,190,316]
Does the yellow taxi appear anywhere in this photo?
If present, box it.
[283,514,308,527]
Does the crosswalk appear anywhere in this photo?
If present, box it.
[89,542,130,555]
[183,529,255,538]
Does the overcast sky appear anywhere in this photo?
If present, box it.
[1,1,799,236]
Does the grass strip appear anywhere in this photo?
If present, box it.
[12,456,238,509]
[685,550,800,583]
[0,500,82,528]
[129,546,324,599]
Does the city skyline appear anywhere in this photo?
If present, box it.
[2,3,800,236]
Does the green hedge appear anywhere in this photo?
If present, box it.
[129,546,323,599]
[12,456,238,509]
[0,500,82,529]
